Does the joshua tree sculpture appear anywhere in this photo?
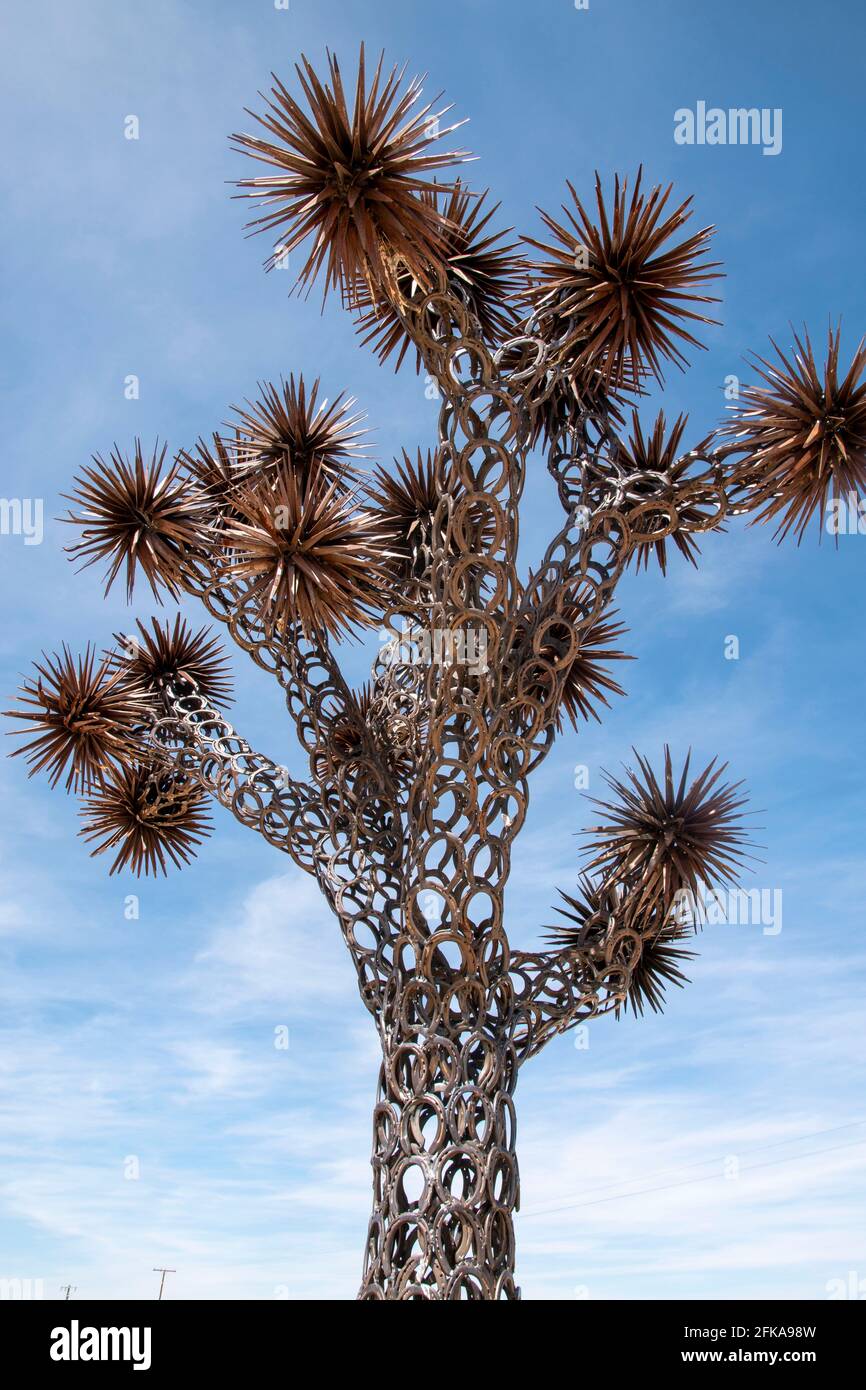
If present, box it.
[7,48,865,1300]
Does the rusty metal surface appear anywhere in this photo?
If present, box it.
[116,273,742,1299]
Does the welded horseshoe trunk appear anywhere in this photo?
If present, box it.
[359,990,521,1301]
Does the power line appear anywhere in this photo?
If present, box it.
[520,1118,866,1219]
[523,1116,866,1214]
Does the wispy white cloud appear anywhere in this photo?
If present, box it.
[190,873,360,1018]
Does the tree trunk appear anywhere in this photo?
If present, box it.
[358,999,521,1300]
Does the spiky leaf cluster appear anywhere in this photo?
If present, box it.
[65,441,210,600]
[5,645,150,793]
[365,448,496,587]
[517,608,631,729]
[232,45,470,302]
[113,616,233,709]
[80,764,211,876]
[616,410,721,573]
[526,170,721,392]
[584,746,752,921]
[222,466,391,640]
[722,327,866,542]
[355,182,524,366]
[228,376,368,489]
[546,875,696,1016]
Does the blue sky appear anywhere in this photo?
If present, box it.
[1,0,865,1301]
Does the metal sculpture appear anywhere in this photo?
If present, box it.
[6,47,865,1301]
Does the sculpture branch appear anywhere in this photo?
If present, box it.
[186,556,404,821]
[145,677,326,875]
[149,675,404,1015]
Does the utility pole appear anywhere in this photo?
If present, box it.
[60,1284,76,1300]
[153,1267,175,1300]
